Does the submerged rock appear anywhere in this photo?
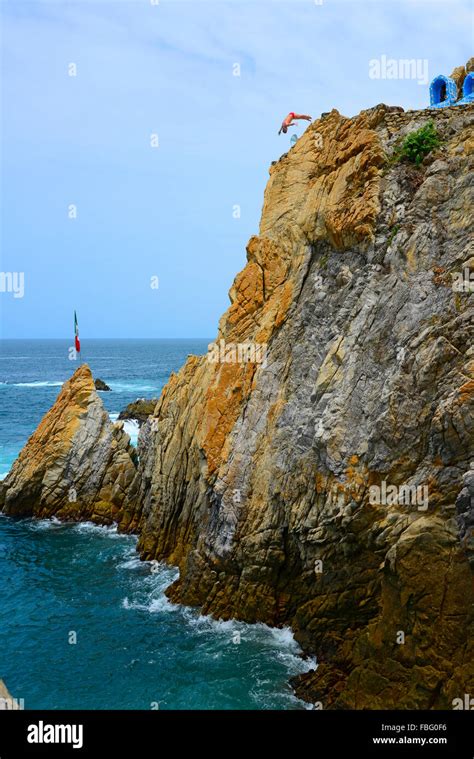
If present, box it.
[118,398,158,425]
[0,365,138,528]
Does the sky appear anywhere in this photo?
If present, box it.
[0,0,472,339]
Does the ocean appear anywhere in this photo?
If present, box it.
[0,339,314,710]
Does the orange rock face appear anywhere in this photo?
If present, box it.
[0,365,137,525]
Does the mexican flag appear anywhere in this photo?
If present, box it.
[74,311,81,354]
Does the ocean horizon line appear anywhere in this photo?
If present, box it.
[0,337,214,341]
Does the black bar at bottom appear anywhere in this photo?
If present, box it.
[0,710,473,757]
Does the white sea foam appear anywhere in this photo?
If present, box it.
[29,510,317,692]
[108,382,157,393]
[71,521,124,538]
[120,559,179,614]
[149,596,176,612]
[109,414,139,446]
[269,625,303,650]
[118,556,143,570]
[249,683,312,711]
[275,648,317,674]
[121,593,176,614]
[7,381,63,387]
[182,611,317,677]
[123,420,140,445]
[27,517,63,531]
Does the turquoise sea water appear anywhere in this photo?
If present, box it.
[0,340,314,710]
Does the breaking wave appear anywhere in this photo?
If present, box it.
[0,380,63,387]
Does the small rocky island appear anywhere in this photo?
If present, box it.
[94,378,111,391]
[118,398,158,425]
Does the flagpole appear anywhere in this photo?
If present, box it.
[74,310,84,366]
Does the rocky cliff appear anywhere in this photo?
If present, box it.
[127,101,474,709]
[2,99,473,710]
[0,365,137,526]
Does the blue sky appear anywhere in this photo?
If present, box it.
[1,0,472,338]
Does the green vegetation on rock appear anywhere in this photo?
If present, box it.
[396,121,441,165]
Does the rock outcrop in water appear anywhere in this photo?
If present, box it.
[118,398,159,425]
[2,93,473,709]
[0,365,137,526]
[94,378,111,392]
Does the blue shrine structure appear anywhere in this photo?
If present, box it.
[459,72,474,104]
[430,71,474,108]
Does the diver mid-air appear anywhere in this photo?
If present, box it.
[278,112,312,135]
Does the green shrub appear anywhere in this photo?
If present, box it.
[397,121,441,165]
[387,224,400,246]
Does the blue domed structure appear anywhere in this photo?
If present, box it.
[455,71,474,105]
[429,75,457,108]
